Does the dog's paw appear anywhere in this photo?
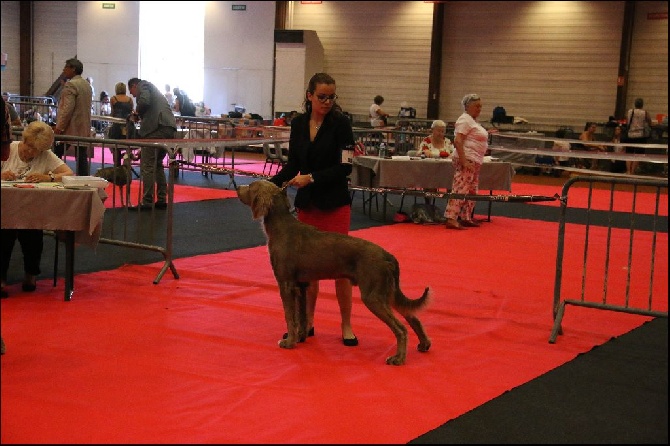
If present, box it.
[385,354,406,366]
[278,339,297,349]
[418,338,431,352]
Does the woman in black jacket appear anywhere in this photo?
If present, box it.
[270,73,358,346]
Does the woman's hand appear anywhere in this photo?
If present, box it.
[288,174,313,188]
[1,171,17,181]
[24,173,49,183]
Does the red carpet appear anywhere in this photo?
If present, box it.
[103,180,238,208]
[2,220,666,443]
[510,180,668,214]
[100,178,666,213]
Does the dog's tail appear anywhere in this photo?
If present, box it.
[393,286,431,316]
[384,254,431,315]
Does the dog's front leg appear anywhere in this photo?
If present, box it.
[278,281,301,348]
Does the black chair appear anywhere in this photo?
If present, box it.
[262,142,283,175]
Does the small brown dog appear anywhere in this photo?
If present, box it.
[237,180,431,365]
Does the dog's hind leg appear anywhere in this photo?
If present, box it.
[404,314,431,353]
[361,292,409,366]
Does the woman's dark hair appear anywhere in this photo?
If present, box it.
[634,97,644,108]
[303,72,340,116]
[374,95,384,105]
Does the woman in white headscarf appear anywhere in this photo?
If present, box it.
[444,94,489,230]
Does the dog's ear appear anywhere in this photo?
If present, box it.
[251,184,274,219]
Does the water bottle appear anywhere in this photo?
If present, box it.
[378,142,386,158]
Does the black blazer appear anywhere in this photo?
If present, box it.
[270,111,354,211]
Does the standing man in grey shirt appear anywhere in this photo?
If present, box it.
[53,58,92,176]
[127,77,177,210]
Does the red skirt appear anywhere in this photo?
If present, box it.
[297,205,350,235]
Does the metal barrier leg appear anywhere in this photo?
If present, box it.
[52,232,59,287]
[548,301,566,343]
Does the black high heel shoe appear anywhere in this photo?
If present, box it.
[22,275,37,292]
[342,336,359,347]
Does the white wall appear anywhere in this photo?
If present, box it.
[627,0,669,119]
[274,30,324,114]
[287,1,667,129]
[2,1,666,126]
[0,0,21,94]
[203,1,276,117]
[440,1,625,129]
[78,1,139,101]
[275,44,309,113]
[290,1,434,120]
[27,1,275,119]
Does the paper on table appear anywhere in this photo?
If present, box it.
[341,149,354,164]
[62,176,109,188]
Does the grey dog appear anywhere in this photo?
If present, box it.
[237,180,431,365]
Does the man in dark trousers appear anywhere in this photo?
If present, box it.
[127,77,177,210]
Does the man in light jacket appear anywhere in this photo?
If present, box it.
[54,58,92,176]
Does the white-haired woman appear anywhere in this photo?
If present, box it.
[1,121,74,296]
[444,94,489,230]
[418,119,454,158]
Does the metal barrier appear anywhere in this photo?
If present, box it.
[549,176,668,343]
[490,132,668,178]
[54,135,180,285]
[51,130,288,284]
[7,96,58,126]
[175,115,266,139]
[353,127,429,156]
[172,117,281,172]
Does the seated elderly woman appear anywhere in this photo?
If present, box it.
[410,119,455,158]
[1,121,74,298]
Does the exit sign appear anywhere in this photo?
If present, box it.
[232,5,246,11]
[102,3,115,9]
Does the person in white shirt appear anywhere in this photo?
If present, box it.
[1,121,74,296]
[445,94,490,230]
[164,84,174,108]
[369,95,389,128]
[623,97,652,175]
